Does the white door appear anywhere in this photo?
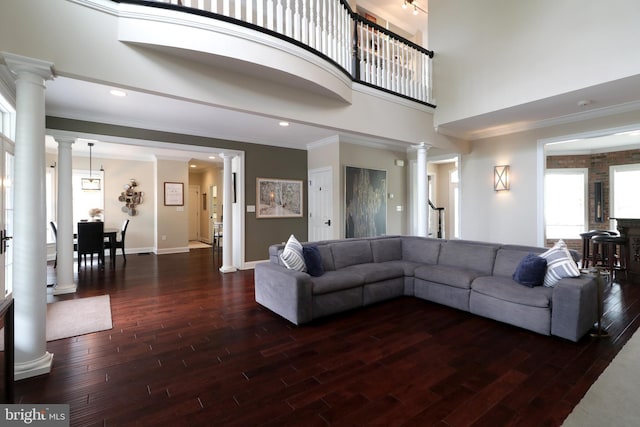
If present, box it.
[308,167,333,242]
[188,185,200,241]
[0,136,14,298]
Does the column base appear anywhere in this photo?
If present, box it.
[219,265,237,273]
[52,283,77,295]
[14,351,54,380]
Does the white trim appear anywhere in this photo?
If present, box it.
[241,259,266,270]
[14,352,54,381]
[155,247,190,255]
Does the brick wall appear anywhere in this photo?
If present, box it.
[546,149,640,253]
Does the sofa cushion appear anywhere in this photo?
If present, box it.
[539,240,580,287]
[376,260,424,276]
[414,264,481,289]
[438,241,499,275]
[472,276,553,308]
[494,247,543,277]
[331,240,373,270]
[280,234,306,272]
[371,238,402,262]
[303,246,324,277]
[340,263,404,283]
[311,271,364,295]
[402,237,441,264]
[512,254,547,287]
[316,244,335,272]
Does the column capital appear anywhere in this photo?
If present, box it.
[410,142,432,151]
[1,52,55,81]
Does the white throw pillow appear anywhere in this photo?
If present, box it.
[280,234,307,272]
[539,240,580,287]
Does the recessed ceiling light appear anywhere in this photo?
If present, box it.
[279,121,290,127]
[208,156,216,159]
[110,89,127,97]
[190,164,196,168]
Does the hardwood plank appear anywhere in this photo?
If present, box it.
[16,251,640,426]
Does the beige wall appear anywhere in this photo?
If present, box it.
[340,143,408,236]
[47,151,156,252]
[460,110,640,246]
[156,159,189,252]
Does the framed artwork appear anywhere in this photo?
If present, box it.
[256,178,303,218]
[345,166,387,238]
[164,182,184,206]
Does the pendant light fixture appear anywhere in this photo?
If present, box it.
[81,142,101,190]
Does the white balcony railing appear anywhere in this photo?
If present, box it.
[121,0,434,105]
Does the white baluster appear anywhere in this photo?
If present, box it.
[198,0,205,11]
[247,0,253,24]
[257,0,263,27]
[223,0,230,16]
[293,0,301,41]
[182,0,192,7]
[300,0,307,44]
[308,0,315,49]
[359,23,365,81]
[276,0,283,33]
[327,0,333,60]
[235,0,242,19]
[321,0,327,55]
[211,0,218,13]
[285,0,292,37]
[315,0,321,52]
[267,0,274,30]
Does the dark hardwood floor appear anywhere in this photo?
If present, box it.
[15,250,640,426]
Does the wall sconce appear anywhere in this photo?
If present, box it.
[494,165,510,191]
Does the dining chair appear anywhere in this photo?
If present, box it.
[77,221,105,271]
[105,219,129,263]
[50,221,58,268]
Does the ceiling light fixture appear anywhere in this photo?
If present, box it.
[81,142,101,190]
[402,0,427,15]
[110,89,127,97]
[279,121,290,127]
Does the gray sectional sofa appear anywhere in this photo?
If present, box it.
[254,236,598,342]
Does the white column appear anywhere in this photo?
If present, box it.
[2,53,55,379]
[219,153,236,273]
[53,138,76,295]
[415,142,430,237]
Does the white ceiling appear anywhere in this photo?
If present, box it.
[42,0,640,162]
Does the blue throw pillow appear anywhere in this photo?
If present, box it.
[512,253,547,287]
[303,246,324,277]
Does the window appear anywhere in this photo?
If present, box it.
[72,170,104,227]
[544,169,587,239]
[46,168,56,244]
[610,164,640,229]
[0,93,15,141]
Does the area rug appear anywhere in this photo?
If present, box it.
[562,328,640,426]
[0,295,113,350]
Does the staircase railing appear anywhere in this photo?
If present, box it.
[428,200,445,239]
[114,0,434,106]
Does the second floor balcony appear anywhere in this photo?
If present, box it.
[116,0,434,106]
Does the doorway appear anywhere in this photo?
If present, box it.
[188,185,201,241]
[308,167,333,241]
[0,135,14,298]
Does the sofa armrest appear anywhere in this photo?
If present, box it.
[254,262,313,325]
[550,274,598,342]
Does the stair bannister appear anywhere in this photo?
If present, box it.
[428,200,445,239]
[114,0,433,106]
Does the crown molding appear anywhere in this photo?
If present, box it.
[438,99,640,141]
